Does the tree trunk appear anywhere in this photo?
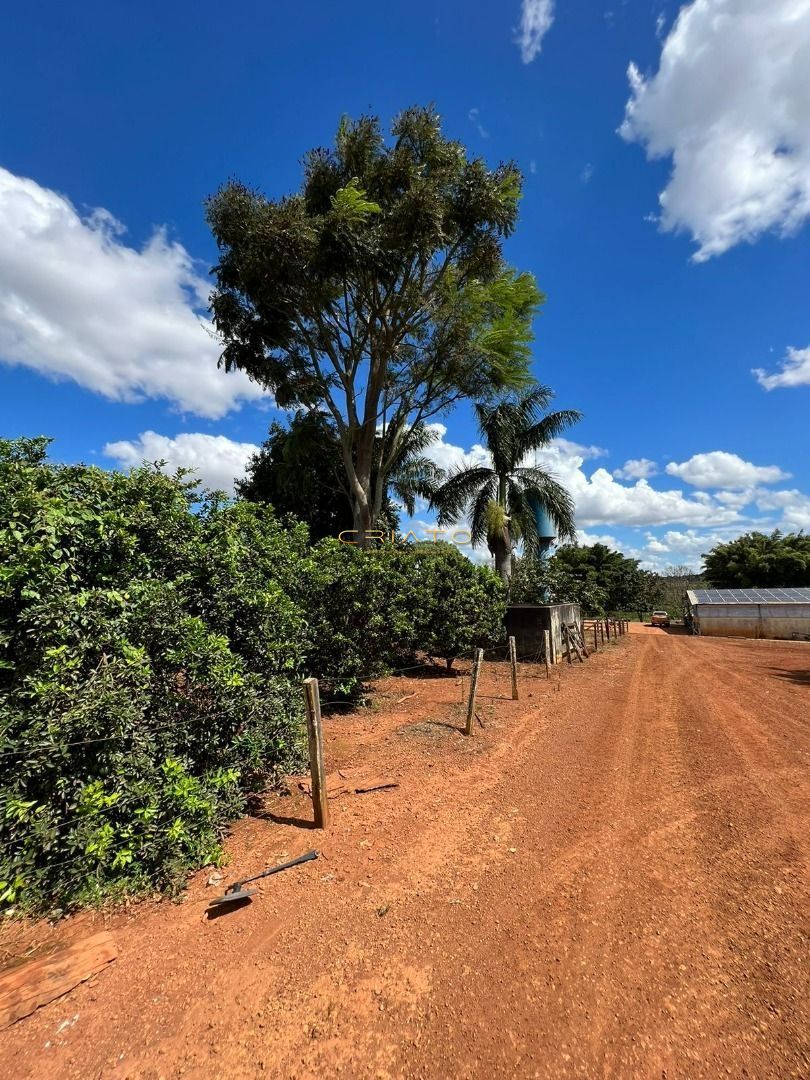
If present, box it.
[352,495,373,545]
[491,530,513,585]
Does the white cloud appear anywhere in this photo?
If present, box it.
[614,457,658,480]
[103,431,259,495]
[406,428,808,566]
[468,108,489,139]
[517,0,555,63]
[755,488,810,530]
[580,162,595,184]
[423,427,743,529]
[620,0,810,261]
[644,534,671,554]
[665,451,789,489]
[549,437,608,461]
[644,528,726,567]
[522,441,742,528]
[754,345,810,389]
[423,423,490,473]
[0,167,265,418]
[713,487,757,509]
[575,529,621,548]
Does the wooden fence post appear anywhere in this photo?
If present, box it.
[543,629,551,681]
[465,649,483,735]
[593,623,599,652]
[303,677,329,829]
[508,636,519,701]
[600,619,605,644]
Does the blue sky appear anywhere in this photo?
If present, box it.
[1,0,809,570]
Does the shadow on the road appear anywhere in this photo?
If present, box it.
[768,668,810,687]
[254,811,317,829]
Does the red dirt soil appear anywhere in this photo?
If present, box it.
[1,629,808,1078]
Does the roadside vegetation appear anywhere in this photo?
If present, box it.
[703,530,810,588]
[0,438,503,914]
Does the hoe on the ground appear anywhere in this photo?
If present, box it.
[207,849,318,912]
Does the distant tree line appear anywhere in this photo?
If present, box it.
[510,543,659,615]
[507,530,809,618]
[703,531,809,588]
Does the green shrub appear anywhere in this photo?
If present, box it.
[294,540,506,691]
[0,439,305,914]
[408,544,506,667]
[0,439,508,913]
[293,539,418,695]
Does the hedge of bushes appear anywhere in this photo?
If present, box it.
[0,438,504,913]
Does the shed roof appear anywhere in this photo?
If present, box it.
[687,588,810,605]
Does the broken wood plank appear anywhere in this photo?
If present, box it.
[0,931,117,1029]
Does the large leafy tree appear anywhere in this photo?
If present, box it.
[430,386,579,582]
[511,542,660,614]
[236,411,444,541]
[553,543,657,613]
[206,107,541,544]
[703,531,810,588]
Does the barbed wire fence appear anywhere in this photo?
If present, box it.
[1,620,631,908]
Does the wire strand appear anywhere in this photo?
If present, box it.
[1,646,515,762]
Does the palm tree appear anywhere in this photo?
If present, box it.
[430,386,581,584]
[384,423,446,517]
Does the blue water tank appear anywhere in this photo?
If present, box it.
[528,497,556,560]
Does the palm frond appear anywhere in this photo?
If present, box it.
[473,387,576,475]
[431,465,495,526]
[389,456,446,516]
[469,479,499,548]
[514,409,583,459]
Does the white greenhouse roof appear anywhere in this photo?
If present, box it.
[687,588,810,605]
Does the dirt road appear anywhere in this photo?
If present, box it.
[2,630,808,1078]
